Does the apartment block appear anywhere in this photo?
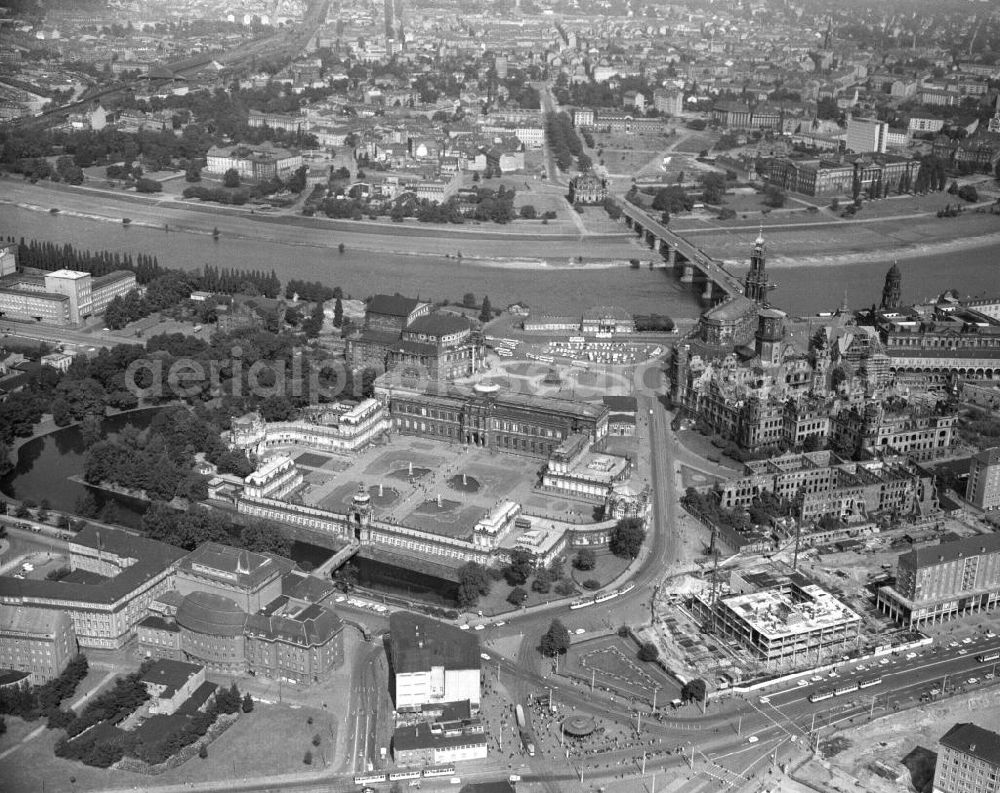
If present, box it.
[967,447,1000,511]
[933,722,1000,793]
[877,534,1000,627]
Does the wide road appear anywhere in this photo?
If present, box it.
[534,83,561,186]
[94,637,1000,793]
[0,319,124,350]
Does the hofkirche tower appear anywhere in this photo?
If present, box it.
[880,262,901,311]
[743,230,773,306]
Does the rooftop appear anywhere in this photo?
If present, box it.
[940,722,1000,768]
[972,447,1000,467]
[175,591,247,637]
[404,313,471,337]
[389,612,480,674]
[141,658,203,693]
[179,542,287,593]
[392,721,488,752]
[245,602,343,648]
[721,583,861,639]
[602,395,637,414]
[0,526,184,606]
[368,294,427,318]
[901,533,1000,570]
[702,295,756,324]
[0,604,72,636]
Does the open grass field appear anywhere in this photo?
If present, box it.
[569,550,630,589]
[0,702,335,793]
[672,133,717,153]
[295,451,333,469]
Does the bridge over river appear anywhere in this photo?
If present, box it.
[615,199,746,303]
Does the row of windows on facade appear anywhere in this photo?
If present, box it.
[889,336,1000,348]
[399,419,555,451]
[396,405,565,437]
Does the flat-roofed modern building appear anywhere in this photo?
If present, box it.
[393,719,488,766]
[967,447,1000,511]
[0,605,77,684]
[141,658,206,715]
[933,722,1000,793]
[846,117,888,154]
[877,534,1000,627]
[389,612,480,711]
[0,268,135,325]
[692,571,862,664]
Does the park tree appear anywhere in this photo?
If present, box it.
[135,178,163,193]
[223,168,241,188]
[504,548,533,585]
[519,205,537,220]
[75,491,99,518]
[681,678,707,703]
[762,184,786,208]
[242,692,254,713]
[540,619,571,656]
[198,743,208,759]
[507,586,528,606]
[287,164,308,193]
[958,185,979,203]
[463,292,477,308]
[79,413,103,448]
[637,642,660,662]
[573,548,596,570]
[531,568,553,594]
[610,517,646,559]
[479,296,492,324]
[333,297,344,327]
[701,173,726,204]
[457,561,492,608]
[302,301,325,338]
[652,186,692,213]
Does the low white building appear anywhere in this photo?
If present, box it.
[141,659,206,715]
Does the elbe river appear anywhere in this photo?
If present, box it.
[1,204,998,317]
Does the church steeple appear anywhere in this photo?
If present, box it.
[743,228,771,305]
[880,262,901,311]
